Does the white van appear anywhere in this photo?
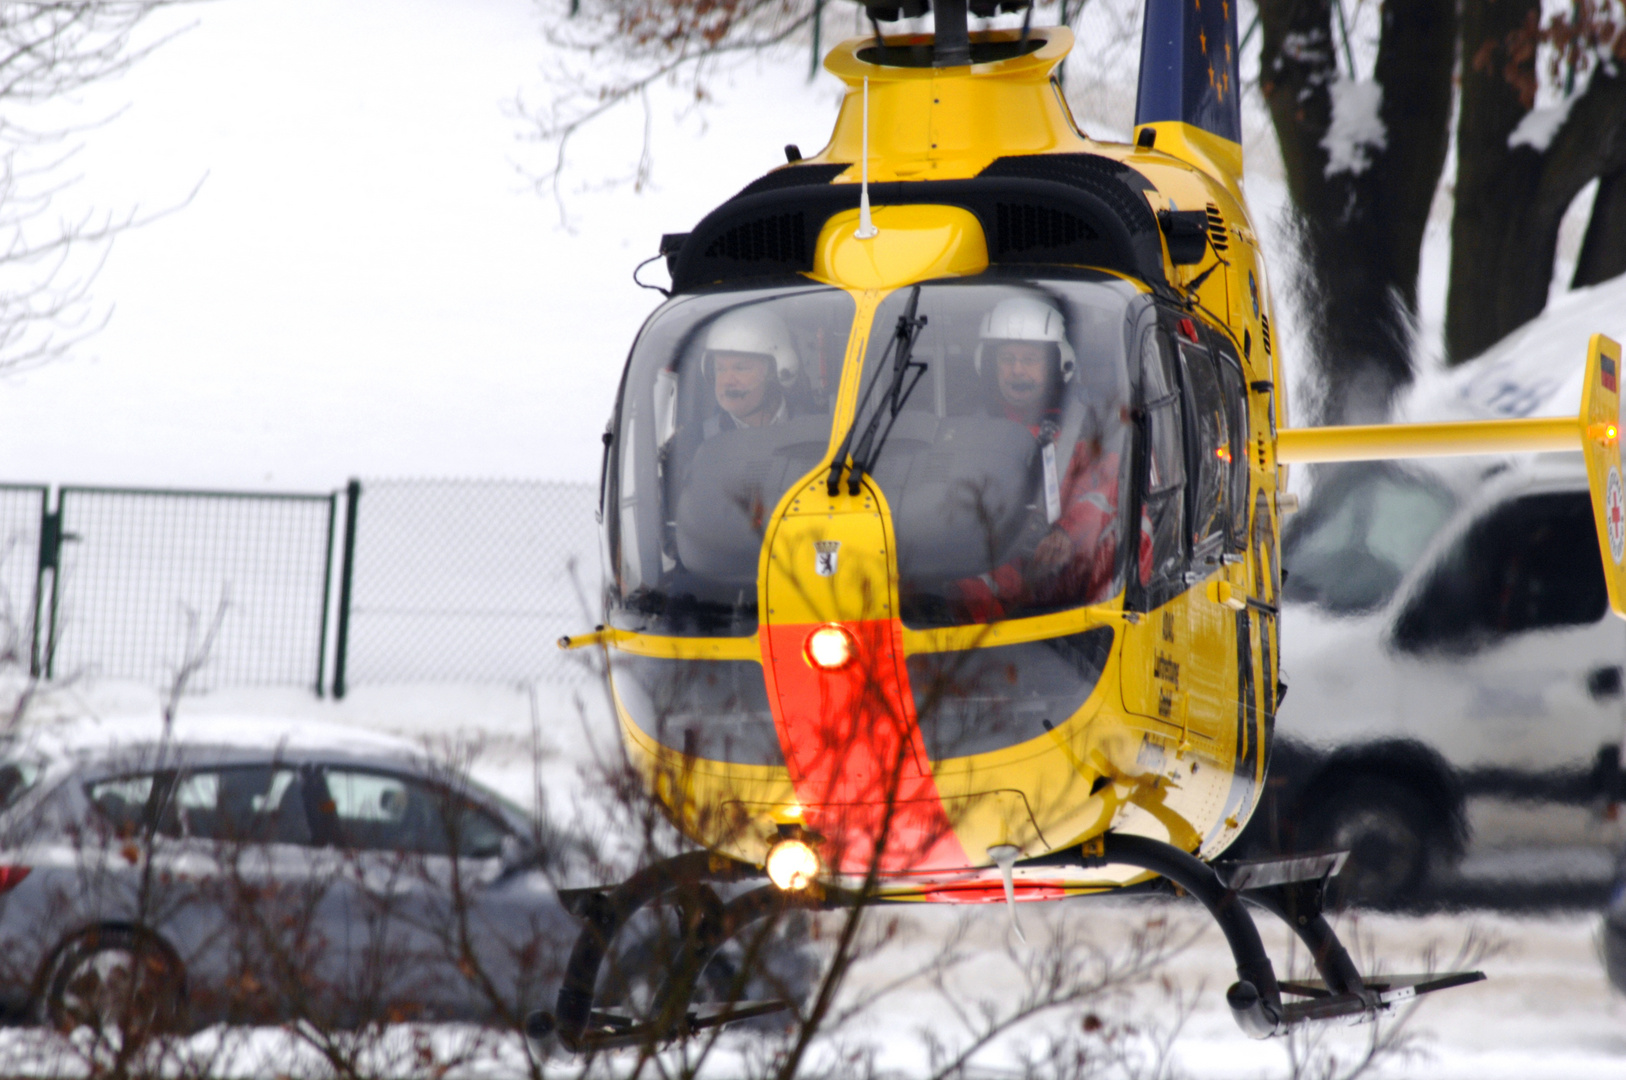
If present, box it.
[1250,452,1626,904]
[1240,281,1626,907]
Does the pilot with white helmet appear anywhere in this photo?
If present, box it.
[960,294,1150,620]
[661,306,804,504]
[701,306,801,435]
[975,294,1077,430]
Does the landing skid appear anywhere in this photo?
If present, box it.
[1081,834,1485,1036]
[529,837,1485,1052]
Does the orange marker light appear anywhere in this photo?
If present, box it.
[804,624,857,670]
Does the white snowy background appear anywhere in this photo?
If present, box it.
[1,0,1625,1075]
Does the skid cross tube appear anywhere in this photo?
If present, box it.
[1245,881,1367,1001]
[1092,834,1286,1037]
[536,851,841,1053]
[545,852,751,1050]
[651,884,802,1022]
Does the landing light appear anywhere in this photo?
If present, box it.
[766,839,820,892]
[804,625,856,670]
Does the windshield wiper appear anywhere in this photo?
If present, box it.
[828,286,929,496]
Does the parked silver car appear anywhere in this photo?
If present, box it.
[0,717,572,1034]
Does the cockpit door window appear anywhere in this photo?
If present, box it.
[1178,338,1230,560]
[1139,325,1187,600]
[1215,348,1250,545]
[608,284,856,637]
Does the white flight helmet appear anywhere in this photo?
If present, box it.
[702,306,800,387]
[974,296,1076,382]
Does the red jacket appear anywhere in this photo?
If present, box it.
[958,410,1153,622]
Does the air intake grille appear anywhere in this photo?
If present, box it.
[980,154,1158,236]
[703,212,807,263]
[994,203,1098,256]
[1205,203,1229,253]
[1260,313,1272,355]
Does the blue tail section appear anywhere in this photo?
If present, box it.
[1134,0,1241,144]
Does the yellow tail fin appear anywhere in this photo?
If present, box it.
[1579,333,1626,616]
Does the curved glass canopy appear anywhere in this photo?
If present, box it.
[606,271,1145,637]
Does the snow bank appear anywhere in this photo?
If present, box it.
[1400,273,1626,424]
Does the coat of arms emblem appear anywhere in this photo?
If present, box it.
[814,540,840,577]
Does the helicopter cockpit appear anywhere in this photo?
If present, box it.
[606,270,1161,640]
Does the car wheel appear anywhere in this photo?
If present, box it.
[1299,779,1439,909]
[42,927,186,1041]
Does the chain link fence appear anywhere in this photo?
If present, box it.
[49,488,337,692]
[334,480,600,692]
[2,479,602,695]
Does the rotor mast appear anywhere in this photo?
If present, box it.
[933,0,970,65]
[862,0,1036,67]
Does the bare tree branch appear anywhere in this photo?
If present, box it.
[0,2,199,374]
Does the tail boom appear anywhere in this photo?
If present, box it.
[1276,335,1626,615]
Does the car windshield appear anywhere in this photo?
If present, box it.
[1281,465,1458,615]
[855,274,1139,627]
[460,774,531,828]
[609,283,856,636]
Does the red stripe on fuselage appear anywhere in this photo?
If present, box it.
[918,882,1068,903]
[761,618,968,875]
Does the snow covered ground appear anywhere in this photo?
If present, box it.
[4,675,1615,1077]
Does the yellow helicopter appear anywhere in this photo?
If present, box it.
[539,0,1624,1051]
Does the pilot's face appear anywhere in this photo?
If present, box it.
[713,351,774,422]
[994,341,1054,411]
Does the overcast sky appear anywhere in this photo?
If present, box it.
[0,0,846,491]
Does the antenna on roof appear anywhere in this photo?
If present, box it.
[856,76,878,239]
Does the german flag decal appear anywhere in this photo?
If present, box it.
[1604,354,1618,392]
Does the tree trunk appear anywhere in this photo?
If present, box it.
[1447,1,1626,363]
[1258,0,1455,421]
[1574,169,1626,288]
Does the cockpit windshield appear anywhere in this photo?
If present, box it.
[853,273,1140,627]
[606,272,1142,636]
[609,283,856,635]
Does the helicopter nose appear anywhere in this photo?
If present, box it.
[759,478,967,874]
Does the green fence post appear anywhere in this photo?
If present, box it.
[29,490,56,679]
[314,491,338,698]
[332,480,361,699]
